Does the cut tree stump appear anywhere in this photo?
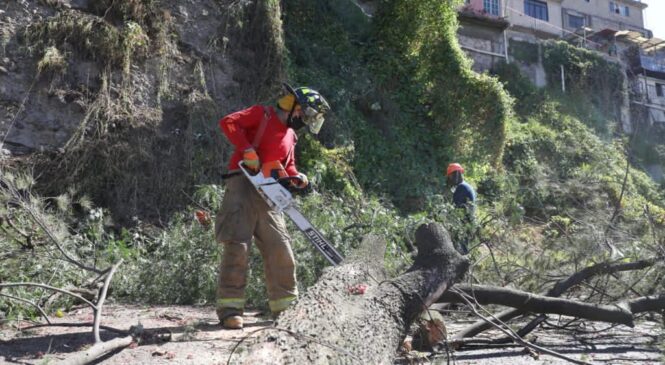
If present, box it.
[233,223,469,364]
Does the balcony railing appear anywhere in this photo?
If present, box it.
[640,55,665,74]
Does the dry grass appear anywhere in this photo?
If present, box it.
[37,46,67,75]
[89,0,156,25]
[24,11,123,64]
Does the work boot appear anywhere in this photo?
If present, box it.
[222,315,243,329]
[271,310,285,321]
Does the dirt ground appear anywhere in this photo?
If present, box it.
[0,304,662,364]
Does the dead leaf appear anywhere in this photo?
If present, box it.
[152,349,166,357]
[522,347,540,360]
[425,318,447,345]
[401,336,413,353]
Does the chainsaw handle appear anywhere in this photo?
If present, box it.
[277,176,304,185]
[238,161,258,176]
[239,162,304,190]
[278,176,309,194]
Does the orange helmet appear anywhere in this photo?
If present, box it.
[446,163,464,176]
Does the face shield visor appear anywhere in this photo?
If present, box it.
[302,105,325,134]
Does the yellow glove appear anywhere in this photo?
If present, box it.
[243,148,260,171]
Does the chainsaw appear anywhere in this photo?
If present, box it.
[238,162,344,266]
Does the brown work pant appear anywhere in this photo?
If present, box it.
[214,174,297,319]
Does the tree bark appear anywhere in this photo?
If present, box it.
[234,223,469,365]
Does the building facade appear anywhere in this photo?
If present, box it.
[561,0,650,37]
[457,0,665,180]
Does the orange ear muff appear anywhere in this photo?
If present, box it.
[278,94,297,111]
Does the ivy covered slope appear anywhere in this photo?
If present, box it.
[1,0,664,321]
[284,0,665,293]
[286,0,511,207]
[485,41,664,288]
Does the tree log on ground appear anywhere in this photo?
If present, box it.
[53,336,134,365]
[438,284,665,327]
[233,223,469,364]
[452,258,657,339]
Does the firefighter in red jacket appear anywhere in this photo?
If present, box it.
[215,84,330,329]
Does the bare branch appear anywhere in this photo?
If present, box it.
[627,293,665,314]
[52,335,133,365]
[93,260,123,343]
[20,322,127,335]
[453,257,657,339]
[441,284,635,327]
[22,202,103,274]
[1,177,102,274]
[450,287,594,365]
[0,282,96,309]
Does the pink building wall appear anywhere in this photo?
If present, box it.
[469,0,484,12]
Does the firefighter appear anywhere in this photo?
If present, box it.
[446,163,477,255]
[215,84,330,329]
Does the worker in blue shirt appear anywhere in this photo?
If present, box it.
[446,163,476,255]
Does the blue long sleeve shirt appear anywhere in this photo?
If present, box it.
[453,181,476,209]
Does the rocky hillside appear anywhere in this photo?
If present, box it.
[1,0,287,220]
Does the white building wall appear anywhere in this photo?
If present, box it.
[561,0,648,35]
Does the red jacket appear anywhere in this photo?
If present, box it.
[219,105,299,176]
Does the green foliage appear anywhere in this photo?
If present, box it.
[0,170,122,320]
[491,61,543,116]
[509,39,539,64]
[113,211,220,304]
[113,186,416,308]
[5,0,665,323]
[373,0,512,167]
[291,192,417,284]
[283,0,512,210]
[297,134,361,199]
[542,41,624,124]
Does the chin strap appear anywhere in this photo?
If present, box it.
[285,99,297,128]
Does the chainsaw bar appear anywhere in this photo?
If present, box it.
[283,206,344,266]
[239,163,344,266]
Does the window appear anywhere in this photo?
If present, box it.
[524,0,548,21]
[657,83,664,97]
[610,2,618,14]
[484,0,500,16]
[609,2,630,16]
[568,14,586,29]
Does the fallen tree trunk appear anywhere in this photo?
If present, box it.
[234,223,469,364]
[452,258,657,339]
[439,284,665,328]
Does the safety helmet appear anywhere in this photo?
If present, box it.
[278,84,330,134]
[446,163,464,176]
